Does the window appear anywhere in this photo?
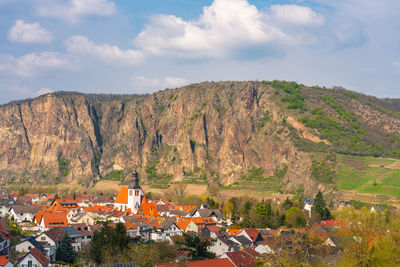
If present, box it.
[135,190,139,196]
[28,260,32,267]
[41,237,46,241]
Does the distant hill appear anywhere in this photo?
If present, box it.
[0,81,399,197]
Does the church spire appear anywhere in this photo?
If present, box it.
[130,167,141,189]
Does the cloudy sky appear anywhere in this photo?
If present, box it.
[0,0,399,103]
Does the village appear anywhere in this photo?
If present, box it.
[0,170,388,267]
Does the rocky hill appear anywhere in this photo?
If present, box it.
[0,81,399,195]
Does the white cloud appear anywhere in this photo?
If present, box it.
[38,0,115,23]
[8,20,53,44]
[35,88,54,96]
[0,52,77,77]
[66,35,144,66]
[269,5,324,26]
[134,0,324,59]
[131,76,188,91]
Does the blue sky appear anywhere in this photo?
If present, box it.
[0,0,399,103]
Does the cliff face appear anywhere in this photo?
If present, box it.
[0,81,398,195]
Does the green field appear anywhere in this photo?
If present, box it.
[336,154,400,199]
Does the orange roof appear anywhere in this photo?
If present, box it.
[0,255,11,265]
[176,218,192,231]
[115,186,128,204]
[124,222,138,230]
[37,210,68,228]
[229,229,243,236]
[181,205,196,212]
[141,203,159,217]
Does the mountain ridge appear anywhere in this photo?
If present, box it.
[1,81,399,196]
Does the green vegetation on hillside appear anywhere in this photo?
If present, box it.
[58,158,71,177]
[336,154,400,199]
[263,80,306,110]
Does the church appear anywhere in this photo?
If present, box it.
[114,169,145,213]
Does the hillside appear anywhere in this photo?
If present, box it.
[0,81,400,197]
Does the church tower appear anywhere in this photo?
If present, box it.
[127,168,145,213]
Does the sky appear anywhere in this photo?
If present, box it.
[0,0,399,104]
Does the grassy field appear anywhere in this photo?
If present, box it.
[336,154,400,199]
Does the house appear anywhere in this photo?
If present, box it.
[157,258,235,267]
[0,200,13,219]
[238,228,263,244]
[221,251,255,267]
[15,196,32,205]
[71,224,92,244]
[51,199,79,209]
[304,198,316,217]
[156,205,171,216]
[0,224,11,256]
[201,225,221,237]
[208,237,239,257]
[8,205,42,223]
[67,209,95,225]
[16,247,49,267]
[34,209,69,231]
[189,208,223,224]
[124,222,139,238]
[15,236,45,254]
[161,218,182,239]
[0,256,13,267]
[61,227,83,251]
[229,235,253,248]
[25,194,40,204]
[35,228,64,261]
[254,244,274,255]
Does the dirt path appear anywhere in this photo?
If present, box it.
[386,160,400,170]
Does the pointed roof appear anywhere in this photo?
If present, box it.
[114,186,129,204]
[17,248,49,266]
[0,255,12,266]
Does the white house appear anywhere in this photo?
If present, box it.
[208,237,239,257]
[15,237,44,254]
[254,244,274,255]
[35,228,64,261]
[304,198,316,217]
[8,205,42,223]
[16,248,49,267]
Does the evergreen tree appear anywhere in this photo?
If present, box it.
[55,247,62,262]
[314,191,332,220]
[88,222,130,264]
[176,233,216,260]
[59,233,75,263]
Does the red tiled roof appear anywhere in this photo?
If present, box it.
[244,247,260,258]
[321,220,348,227]
[204,225,220,233]
[242,228,261,242]
[30,247,50,266]
[0,255,11,265]
[225,251,255,267]
[157,258,234,267]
